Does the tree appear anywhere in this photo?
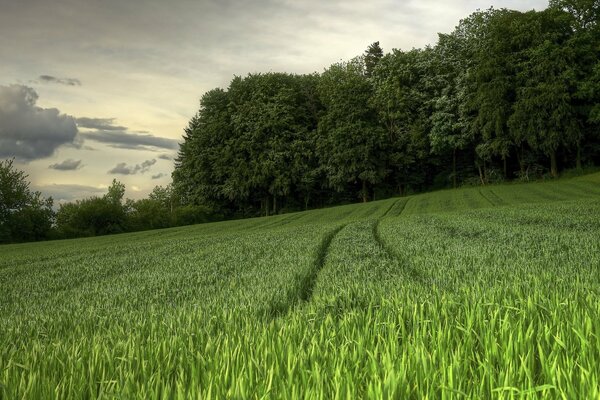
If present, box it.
[55,179,127,238]
[509,9,580,177]
[549,0,600,31]
[427,10,488,188]
[127,198,171,231]
[550,0,600,168]
[371,48,432,193]
[318,57,387,202]
[0,159,54,243]
[470,9,527,178]
[364,41,384,78]
[175,73,322,216]
[173,88,233,209]
[105,179,125,206]
[149,184,178,213]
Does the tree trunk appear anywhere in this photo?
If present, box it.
[483,160,488,184]
[550,151,558,178]
[304,195,309,211]
[478,164,485,186]
[272,194,277,215]
[576,141,582,170]
[362,179,368,203]
[518,144,525,176]
[503,156,507,178]
[453,148,457,189]
[265,196,270,217]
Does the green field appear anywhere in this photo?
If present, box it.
[2,174,600,399]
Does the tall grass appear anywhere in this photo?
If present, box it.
[1,173,600,398]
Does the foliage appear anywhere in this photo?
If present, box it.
[173,2,600,216]
[55,196,127,238]
[174,73,322,215]
[317,57,386,202]
[0,159,54,243]
[6,0,600,242]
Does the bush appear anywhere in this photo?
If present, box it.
[0,159,54,243]
[172,205,215,226]
[55,197,127,238]
[127,199,171,231]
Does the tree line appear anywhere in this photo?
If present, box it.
[2,0,599,243]
[174,0,600,216]
[0,159,214,243]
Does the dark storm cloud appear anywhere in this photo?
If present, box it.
[83,130,179,151]
[49,159,83,171]
[151,173,166,180]
[76,117,127,131]
[38,75,82,86]
[0,84,78,161]
[108,158,157,175]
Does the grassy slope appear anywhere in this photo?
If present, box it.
[1,173,600,398]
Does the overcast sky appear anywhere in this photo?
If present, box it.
[0,0,547,203]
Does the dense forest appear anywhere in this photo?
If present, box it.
[1,0,599,243]
[174,0,600,216]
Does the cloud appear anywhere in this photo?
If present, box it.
[38,75,82,86]
[76,116,179,151]
[76,117,127,131]
[34,183,106,204]
[151,172,167,180]
[108,158,156,175]
[0,84,78,161]
[158,154,174,161]
[49,159,83,171]
[82,130,179,150]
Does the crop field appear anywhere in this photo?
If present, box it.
[1,173,600,398]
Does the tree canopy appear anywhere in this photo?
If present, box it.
[174,2,600,216]
[4,0,600,244]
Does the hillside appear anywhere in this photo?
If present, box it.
[1,173,600,398]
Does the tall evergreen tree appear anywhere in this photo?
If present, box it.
[364,41,384,78]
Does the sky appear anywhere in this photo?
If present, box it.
[0,0,548,204]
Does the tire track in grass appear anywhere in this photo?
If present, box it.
[380,198,401,218]
[550,182,600,200]
[269,223,348,317]
[478,188,497,207]
[273,198,411,317]
[486,189,506,206]
[252,212,305,231]
[572,180,600,195]
[298,224,347,302]
[387,197,410,217]
[372,218,427,287]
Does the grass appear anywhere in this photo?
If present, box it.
[1,173,600,398]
